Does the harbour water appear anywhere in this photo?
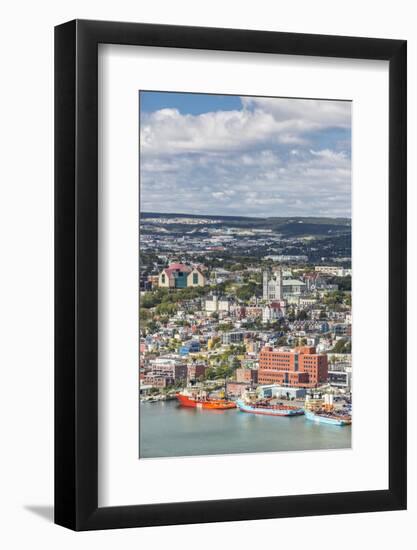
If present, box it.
[139,400,351,459]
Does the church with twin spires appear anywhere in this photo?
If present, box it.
[262,268,286,322]
[263,268,283,301]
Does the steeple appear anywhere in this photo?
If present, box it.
[263,267,283,302]
[274,267,283,301]
[262,270,269,300]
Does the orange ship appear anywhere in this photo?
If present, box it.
[176,389,236,410]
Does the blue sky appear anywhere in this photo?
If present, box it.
[139,91,351,218]
[141,91,242,116]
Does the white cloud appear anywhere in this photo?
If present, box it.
[309,148,347,162]
[141,108,289,155]
[141,98,350,156]
[141,148,351,217]
[242,97,351,128]
[141,98,351,157]
[140,96,351,217]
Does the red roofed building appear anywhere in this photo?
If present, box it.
[167,263,191,271]
[262,300,286,323]
[158,263,206,289]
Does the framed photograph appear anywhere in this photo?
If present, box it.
[55,19,407,530]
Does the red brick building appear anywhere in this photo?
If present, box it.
[258,346,328,388]
[187,363,208,380]
[150,361,188,381]
[235,367,258,384]
[142,375,174,388]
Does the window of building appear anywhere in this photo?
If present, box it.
[193,273,198,285]
[161,274,165,284]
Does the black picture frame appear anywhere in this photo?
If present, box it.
[55,19,407,531]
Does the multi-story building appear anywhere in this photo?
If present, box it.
[235,367,258,384]
[158,263,206,289]
[299,296,318,308]
[187,363,208,381]
[314,266,352,277]
[187,267,206,287]
[179,340,201,356]
[333,324,352,337]
[263,268,283,301]
[245,306,263,319]
[262,302,285,323]
[257,385,306,399]
[226,381,250,397]
[328,369,352,391]
[222,331,245,345]
[205,294,230,313]
[149,357,188,381]
[141,375,174,388]
[282,279,306,297]
[231,305,246,319]
[258,345,328,388]
[263,268,305,302]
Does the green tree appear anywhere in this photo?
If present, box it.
[332,338,351,353]
[236,282,261,301]
[140,308,151,321]
[217,323,233,332]
[297,310,308,321]
[205,367,217,380]
[146,320,159,334]
[155,302,177,316]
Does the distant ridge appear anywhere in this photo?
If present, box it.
[141,211,351,224]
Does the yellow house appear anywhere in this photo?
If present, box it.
[187,268,206,287]
[157,263,206,289]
